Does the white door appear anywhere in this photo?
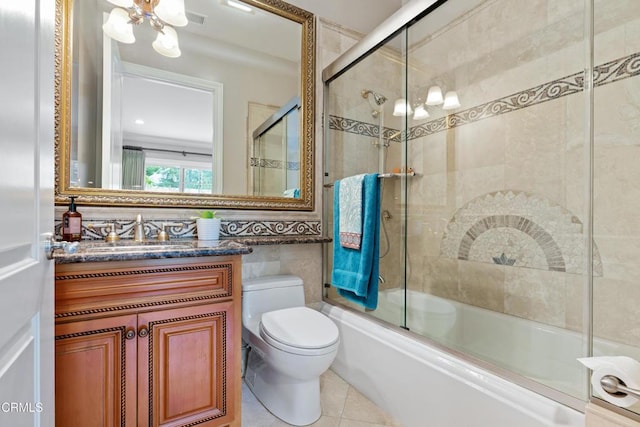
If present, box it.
[0,1,55,426]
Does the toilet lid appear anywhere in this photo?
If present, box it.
[260,307,339,349]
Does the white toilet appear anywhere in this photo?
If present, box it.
[242,275,339,426]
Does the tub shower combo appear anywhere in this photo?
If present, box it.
[322,0,640,426]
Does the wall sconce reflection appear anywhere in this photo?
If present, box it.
[392,98,413,117]
[393,85,461,120]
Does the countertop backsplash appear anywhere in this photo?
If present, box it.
[54,218,322,241]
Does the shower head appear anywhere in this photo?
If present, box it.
[361,89,388,106]
[372,92,387,106]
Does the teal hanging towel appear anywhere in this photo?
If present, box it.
[331,173,381,310]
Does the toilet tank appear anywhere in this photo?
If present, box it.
[242,275,305,324]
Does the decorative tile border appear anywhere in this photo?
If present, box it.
[329,52,640,141]
[440,191,603,275]
[328,115,401,142]
[412,52,640,136]
[55,219,321,241]
[593,51,640,87]
[250,157,300,170]
[414,72,585,137]
[225,220,320,236]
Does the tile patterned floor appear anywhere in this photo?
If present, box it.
[242,369,401,426]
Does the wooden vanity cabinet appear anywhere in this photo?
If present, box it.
[54,255,242,427]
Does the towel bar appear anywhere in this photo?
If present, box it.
[323,172,418,188]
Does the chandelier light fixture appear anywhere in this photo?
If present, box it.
[102,0,188,58]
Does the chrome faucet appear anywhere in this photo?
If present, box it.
[133,214,147,242]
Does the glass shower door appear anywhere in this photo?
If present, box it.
[404,0,590,404]
[322,0,640,417]
[323,28,409,328]
[591,0,640,417]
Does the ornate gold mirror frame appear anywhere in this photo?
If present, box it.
[55,0,315,210]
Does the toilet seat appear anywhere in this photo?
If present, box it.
[259,307,339,356]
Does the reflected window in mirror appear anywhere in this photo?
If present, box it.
[86,62,225,193]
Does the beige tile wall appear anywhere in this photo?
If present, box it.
[593,75,640,346]
[242,243,323,304]
[583,2,640,350]
[392,0,640,351]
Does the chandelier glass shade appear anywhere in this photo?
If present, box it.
[425,85,444,105]
[151,25,181,58]
[102,7,135,44]
[442,91,461,110]
[412,104,429,120]
[392,98,413,117]
[102,0,187,58]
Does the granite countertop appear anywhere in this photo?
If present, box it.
[53,235,332,264]
[53,239,253,264]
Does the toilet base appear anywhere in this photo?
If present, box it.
[245,348,321,426]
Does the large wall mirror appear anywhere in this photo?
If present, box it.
[55,0,315,210]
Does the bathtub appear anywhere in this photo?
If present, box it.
[322,289,590,427]
[374,289,640,398]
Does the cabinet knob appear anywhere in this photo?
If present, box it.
[125,328,136,340]
[138,326,149,338]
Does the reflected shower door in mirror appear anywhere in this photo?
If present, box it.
[57,0,315,209]
[250,97,300,198]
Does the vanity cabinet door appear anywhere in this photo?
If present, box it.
[137,301,236,427]
[54,256,242,426]
[55,314,138,427]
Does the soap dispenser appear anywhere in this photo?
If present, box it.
[62,196,82,242]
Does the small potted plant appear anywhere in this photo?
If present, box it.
[196,210,221,241]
